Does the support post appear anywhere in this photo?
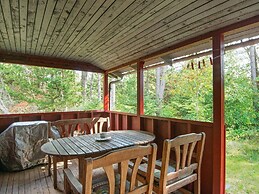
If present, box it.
[103,72,109,111]
[137,61,144,116]
[212,33,226,194]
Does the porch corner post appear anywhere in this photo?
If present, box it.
[137,61,145,116]
[212,33,226,194]
[103,71,109,111]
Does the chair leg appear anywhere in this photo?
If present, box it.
[53,156,58,189]
[64,172,71,194]
[194,178,200,194]
[48,155,52,176]
[64,158,68,169]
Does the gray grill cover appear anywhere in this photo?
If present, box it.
[0,121,48,171]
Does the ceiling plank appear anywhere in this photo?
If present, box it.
[26,0,37,53]
[10,0,20,52]
[60,0,117,58]
[71,0,155,59]
[19,0,27,53]
[90,0,200,60]
[34,0,57,55]
[30,0,47,54]
[0,51,104,73]
[1,0,16,52]
[45,0,91,56]
[0,1,9,51]
[39,0,67,54]
[42,0,77,55]
[83,0,178,60]
[0,32,5,50]
[63,0,135,58]
[0,6,7,51]
[82,0,164,59]
[56,0,106,57]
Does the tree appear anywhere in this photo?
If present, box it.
[246,46,259,121]
[81,71,88,101]
[0,63,81,112]
[224,48,257,139]
[155,66,167,115]
[0,74,12,113]
[114,74,137,113]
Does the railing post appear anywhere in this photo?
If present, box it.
[103,71,109,111]
[137,61,144,116]
[212,33,226,194]
[136,61,144,130]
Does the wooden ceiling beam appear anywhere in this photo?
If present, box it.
[114,36,259,76]
[0,51,104,73]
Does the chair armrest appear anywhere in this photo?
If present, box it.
[63,168,82,194]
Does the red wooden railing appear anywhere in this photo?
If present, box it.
[0,110,213,193]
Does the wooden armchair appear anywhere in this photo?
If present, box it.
[64,143,157,194]
[136,132,205,194]
[48,118,94,189]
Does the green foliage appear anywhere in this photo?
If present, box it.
[224,49,258,140]
[32,67,81,111]
[1,46,258,141]
[142,61,213,122]
[114,74,137,113]
[114,48,258,140]
[79,96,103,111]
[1,64,83,112]
[163,64,213,121]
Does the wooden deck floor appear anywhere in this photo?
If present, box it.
[0,160,79,194]
[0,160,183,194]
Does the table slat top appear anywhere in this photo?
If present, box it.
[41,130,155,157]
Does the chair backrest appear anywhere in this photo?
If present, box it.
[83,143,157,194]
[50,118,93,138]
[91,117,110,134]
[159,132,205,193]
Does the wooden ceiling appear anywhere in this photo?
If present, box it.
[0,0,259,73]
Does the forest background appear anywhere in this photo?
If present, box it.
[1,45,257,139]
[0,45,258,192]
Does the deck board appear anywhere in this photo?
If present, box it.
[0,159,81,194]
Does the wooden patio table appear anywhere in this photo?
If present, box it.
[41,130,155,189]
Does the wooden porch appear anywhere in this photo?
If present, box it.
[0,0,259,193]
[0,110,213,193]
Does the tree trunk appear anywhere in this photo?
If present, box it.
[249,46,258,88]
[81,71,87,101]
[98,74,101,101]
[155,66,167,115]
[0,98,9,114]
[110,82,116,110]
[0,77,11,113]
[248,46,259,119]
[145,70,149,93]
[89,73,93,99]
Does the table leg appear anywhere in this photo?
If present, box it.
[53,156,58,189]
[48,155,51,176]
[78,157,84,183]
[64,158,68,169]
